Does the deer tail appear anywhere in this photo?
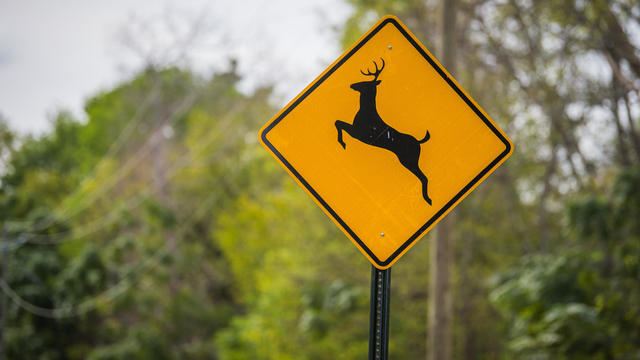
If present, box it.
[418,130,430,144]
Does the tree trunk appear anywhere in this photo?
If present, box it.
[610,80,631,166]
[623,93,640,161]
[428,1,456,359]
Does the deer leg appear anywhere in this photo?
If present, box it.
[398,148,432,205]
[418,172,432,205]
[410,166,432,205]
[335,120,352,149]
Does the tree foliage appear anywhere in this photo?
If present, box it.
[1,1,640,359]
[491,167,640,359]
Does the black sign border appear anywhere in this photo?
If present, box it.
[260,17,512,268]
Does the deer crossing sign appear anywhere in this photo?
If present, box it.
[259,15,513,269]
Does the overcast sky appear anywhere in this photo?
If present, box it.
[0,0,352,134]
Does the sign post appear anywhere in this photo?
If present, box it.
[259,15,513,357]
[368,266,391,360]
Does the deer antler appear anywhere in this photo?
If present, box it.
[360,58,385,81]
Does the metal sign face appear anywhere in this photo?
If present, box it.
[260,15,513,269]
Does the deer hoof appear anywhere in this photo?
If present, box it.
[339,141,346,149]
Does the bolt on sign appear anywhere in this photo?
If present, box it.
[259,15,513,269]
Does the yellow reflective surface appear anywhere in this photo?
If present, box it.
[260,15,513,269]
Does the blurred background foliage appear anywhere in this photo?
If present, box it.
[1,0,640,359]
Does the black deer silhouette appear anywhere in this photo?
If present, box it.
[334,58,432,205]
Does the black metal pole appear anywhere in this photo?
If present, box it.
[368,266,391,360]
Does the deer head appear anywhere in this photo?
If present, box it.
[350,58,385,93]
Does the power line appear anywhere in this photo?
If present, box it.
[0,104,253,317]
[1,101,243,251]
[3,85,199,232]
[3,85,161,229]
[0,182,229,319]
[3,6,221,232]
[0,245,168,319]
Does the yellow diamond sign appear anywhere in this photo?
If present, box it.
[259,15,513,269]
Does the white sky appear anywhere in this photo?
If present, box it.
[0,0,352,134]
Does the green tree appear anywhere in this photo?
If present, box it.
[491,167,640,359]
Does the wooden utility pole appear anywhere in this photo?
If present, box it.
[428,0,457,359]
